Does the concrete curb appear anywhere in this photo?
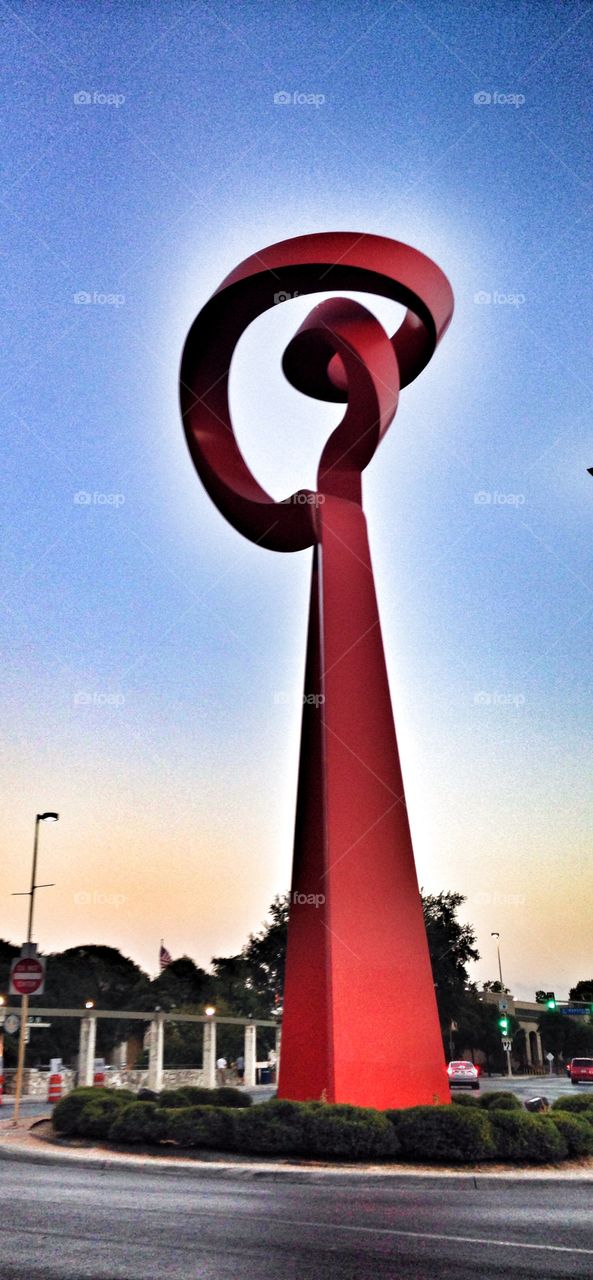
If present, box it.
[2,1121,593,1185]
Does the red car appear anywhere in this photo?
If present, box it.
[570,1057,593,1085]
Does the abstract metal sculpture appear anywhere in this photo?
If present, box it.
[181,232,454,1109]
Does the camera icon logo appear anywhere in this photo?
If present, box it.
[73,291,91,305]
[473,91,491,105]
[273,91,291,105]
[74,91,92,105]
[473,291,491,305]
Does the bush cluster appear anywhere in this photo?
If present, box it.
[552,1094,593,1114]
[52,1087,593,1164]
[158,1085,251,1109]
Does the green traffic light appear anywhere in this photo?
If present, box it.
[546,997,556,1010]
[498,1015,509,1033]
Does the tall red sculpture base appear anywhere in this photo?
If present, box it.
[278,498,448,1108]
[180,232,454,1111]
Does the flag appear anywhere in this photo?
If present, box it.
[159,941,172,970]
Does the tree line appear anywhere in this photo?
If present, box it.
[1,892,590,1069]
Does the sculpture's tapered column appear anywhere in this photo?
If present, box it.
[278,496,448,1109]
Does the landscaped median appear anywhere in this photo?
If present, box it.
[51,1086,593,1165]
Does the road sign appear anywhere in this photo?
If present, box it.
[4,1013,20,1035]
[498,998,509,1012]
[502,1038,511,1051]
[546,1052,554,1062]
[9,954,46,996]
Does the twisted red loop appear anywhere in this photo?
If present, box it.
[180,231,453,551]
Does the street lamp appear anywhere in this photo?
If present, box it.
[491,931,505,990]
[11,811,59,1125]
[204,1005,216,1017]
[85,1001,95,1010]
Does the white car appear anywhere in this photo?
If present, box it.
[447,1060,480,1090]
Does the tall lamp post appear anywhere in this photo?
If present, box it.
[11,812,59,1124]
[491,931,512,1077]
[491,931,505,989]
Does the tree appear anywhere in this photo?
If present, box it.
[421,891,479,1036]
[569,981,593,1004]
[148,956,212,1011]
[21,945,150,1065]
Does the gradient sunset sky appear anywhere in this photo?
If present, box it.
[1,1,592,1001]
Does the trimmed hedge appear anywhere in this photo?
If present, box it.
[77,1095,127,1139]
[479,1091,522,1111]
[548,1112,593,1157]
[387,1105,496,1163]
[552,1094,593,1114]
[53,1087,592,1164]
[108,1101,170,1145]
[488,1111,567,1162]
[158,1086,251,1109]
[53,1087,134,1136]
[167,1105,236,1149]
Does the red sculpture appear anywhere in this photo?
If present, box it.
[181,232,454,1109]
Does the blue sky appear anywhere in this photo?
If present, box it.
[1,0,592,997]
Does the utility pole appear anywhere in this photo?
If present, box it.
[11,812,58,1125]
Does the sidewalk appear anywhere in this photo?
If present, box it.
[3,1115,593,1184]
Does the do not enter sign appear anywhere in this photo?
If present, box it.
[9,955,46,996]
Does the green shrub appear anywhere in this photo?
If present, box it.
[388,1105,496,1162]
[551,1094,593,1114]
[158,1085,251,1109]
[169,1106,236,1149]
[108,1101,168,1145]
[489,1111,567,1162]
[212,1086,252,1108]
[53,1087,112,1135]
[301,1104,399,1160]
[157,1089,194,1108]
[480,1092,522,1110]
[450,1094,480,1108]
[77,1095,128,1139]
[232,1102,306,1155]
[548,1113,593,1157]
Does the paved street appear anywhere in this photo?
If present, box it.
[0,1161,592,1279]
[473,1074,584,1103]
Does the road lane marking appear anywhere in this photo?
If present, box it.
[261,1216,593,1255]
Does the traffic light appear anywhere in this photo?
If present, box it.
[545,993,556,1010]
[498,1014,509,1034]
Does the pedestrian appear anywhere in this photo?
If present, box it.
[216,1055,227,1085]
[236,1054,245,1083]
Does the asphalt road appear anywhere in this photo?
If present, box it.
[1,1161,592,1280]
